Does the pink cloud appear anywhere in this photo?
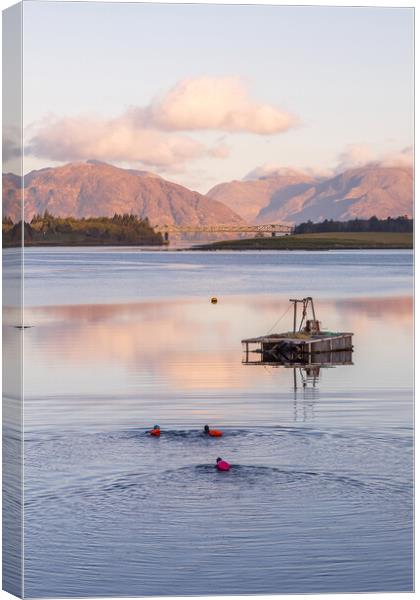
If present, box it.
[336,144,413,172]
[27,114,206,169]
[144,76,297,134]
[208,141,230,159]
[379,146,413,168]
[25,76,297,169]
[336,144,374,171]
[244,163,331,180]
[243,144,413,183]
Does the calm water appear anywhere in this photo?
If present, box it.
[4,249,413,596]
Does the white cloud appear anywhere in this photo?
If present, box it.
[25,76,297,169]
[379,146,413,168]
[208,141,230,159]
[335,144,374,172]
[27,113,206,169]
[2,127,21,162]
[244,163,331,180]
[336,144,413,172]
[143,76,297,134]
[243,144,413,184]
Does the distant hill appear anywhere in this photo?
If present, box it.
[207,169,316,223]
[3,172,23,221]
[3,161,245,227]
[3,162,413,228]
[257,166,413,224]
[207,166,413,224]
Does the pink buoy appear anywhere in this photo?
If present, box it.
[216,457,231,471]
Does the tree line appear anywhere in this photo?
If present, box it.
[293,215,413,235]
[3,212,164,247]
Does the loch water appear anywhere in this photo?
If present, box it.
[4,249,413,596]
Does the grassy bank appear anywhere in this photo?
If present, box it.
[194,232,413,251]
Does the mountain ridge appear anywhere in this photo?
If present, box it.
[3,161,413,227]
[207,170,317,223]
[2,161,245,226]
[207,165,413,224]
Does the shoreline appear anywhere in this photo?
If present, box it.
[3,244,413,251]
[3,241,167,249]
[188,245,413,252]
[3,232,413,251]
[191,232,413,251]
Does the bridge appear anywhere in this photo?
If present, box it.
[154,223,293,241]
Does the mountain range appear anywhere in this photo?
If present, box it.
[207,169,317,223]
[2,160,413,226]
[207,165,413,224]
[2,160,244,226]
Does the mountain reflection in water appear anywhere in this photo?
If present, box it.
[15,294,412,432]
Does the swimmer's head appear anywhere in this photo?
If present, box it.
[216,457,222,463]
[204,425,210,434]
[153,425,160,430]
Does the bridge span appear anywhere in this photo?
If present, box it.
[154,223,293,241]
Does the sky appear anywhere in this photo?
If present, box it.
[6,1,414,192]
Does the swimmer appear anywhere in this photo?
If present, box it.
[149,425,161,437]
[216,457,231,471]
[204,424,223,437]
